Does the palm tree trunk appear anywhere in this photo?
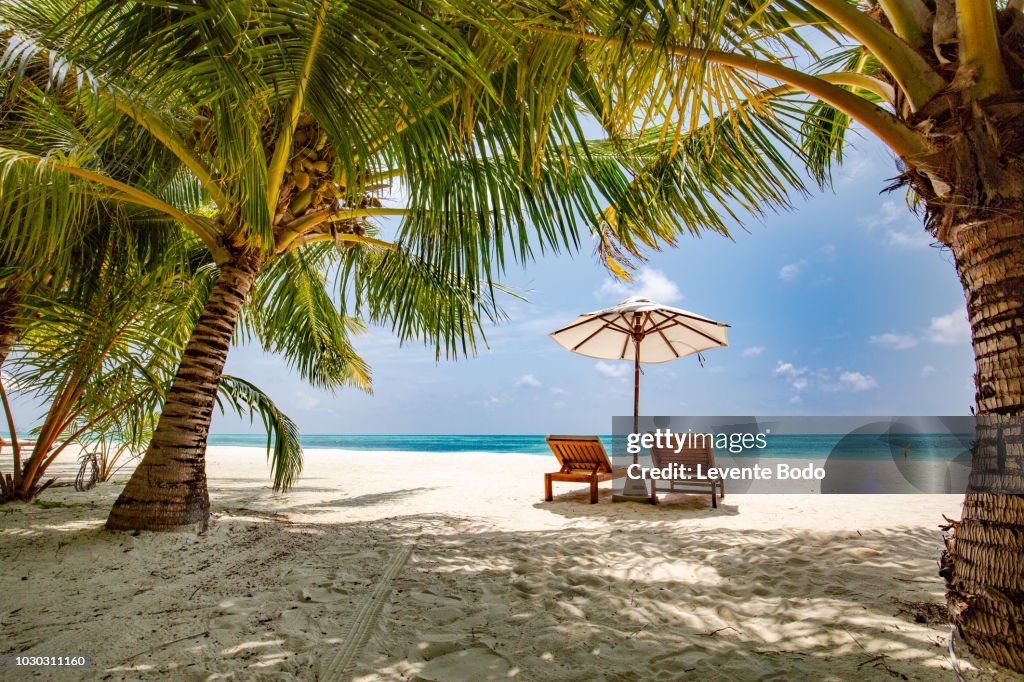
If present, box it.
[105,252,263,532]
[941,213,1024,672]
[0,286,24,369]
[0,328,16,369]
[0,287,25,489]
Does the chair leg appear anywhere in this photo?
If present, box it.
[650,487,658,505]
[589,476,598,504]
[720,480,725,500]
[711,489,717,509]
[544,474,553,502]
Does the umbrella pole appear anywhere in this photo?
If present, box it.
[614,324,652,502]
[633,344,640,438]
[632,317,641,436]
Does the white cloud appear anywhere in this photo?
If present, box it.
[775,362,878,393]
[595,361,630,379]
[293,392,321,410]
[839,371,879,392]
[819,244,837,260]
[866,308,968,352]
[549,386,568,396]
[483,394,511,407]
[774,361,807,377]
[859,199,931,250]
[778,260,807,282]
[836,146,879,187]
[789,395,803,405]
[869,332,918,350]
[921,365,937,377]
[860,199,906,232]
[514,373,543,389]
[886,230,931,250]
[926,308,971,345]
[742,346,765,357]
[596,267,683,304]
[776,361,812,393]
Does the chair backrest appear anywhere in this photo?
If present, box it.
[650,433,715,472]
[546,435,614,473]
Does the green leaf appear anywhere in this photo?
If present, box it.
[216,375,303,493]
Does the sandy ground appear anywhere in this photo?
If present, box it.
[1,446,1021,681]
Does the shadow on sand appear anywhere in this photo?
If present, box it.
[535,487,740,520]
[1,497,998,682]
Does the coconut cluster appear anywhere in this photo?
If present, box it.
[197,111,376,251]
[274,112,338,223]
[272,114,377,249]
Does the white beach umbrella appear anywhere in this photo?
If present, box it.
[549,296,730,433]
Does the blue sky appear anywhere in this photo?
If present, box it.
[6,132,976,436]
[215,132,975,434]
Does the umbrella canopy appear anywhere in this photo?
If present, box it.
[550,296,729,434]
[549,296,729,363]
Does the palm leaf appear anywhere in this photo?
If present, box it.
[245,245,372,392]
[216,375,303,493]
[337,238,507,361]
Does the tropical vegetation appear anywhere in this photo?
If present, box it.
[0,226,312,502]
[0,0,676,534]
[1,0,1021,671]
[0,65,357,502]
[515,0,1024,669]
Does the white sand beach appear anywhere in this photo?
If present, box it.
[1,446,1019,681]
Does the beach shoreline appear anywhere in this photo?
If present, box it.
[1,446,1018,680]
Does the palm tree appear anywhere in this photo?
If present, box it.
[4,0,1018,670]
[1,0,673,533]
[0,62,342,499]
[518,0,1023,671]
[2,231,203,500]
[0,220,345,500]
[0,54,199,463]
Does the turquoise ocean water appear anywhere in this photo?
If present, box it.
[207,433,973,461]
[209,434,558,455]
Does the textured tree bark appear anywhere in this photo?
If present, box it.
[941,213,1024,672]
[105,252,263,532]
[0,286,24,370]
[0,286,25,489]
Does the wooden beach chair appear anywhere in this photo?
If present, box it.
[650,435,725,508]
[544,435,627,504]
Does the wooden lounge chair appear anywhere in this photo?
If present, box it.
[544,435,627,504]
[650,435,725,508]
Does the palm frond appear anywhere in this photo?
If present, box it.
[592,93,814,249]
[530,0,839,139]
[246,245,372,392]
[216,375,303,493]
[8,229,194,466]
[336,239,507,360]
[801,47,884,186]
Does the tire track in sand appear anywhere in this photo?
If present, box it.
[317,544,414,680]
